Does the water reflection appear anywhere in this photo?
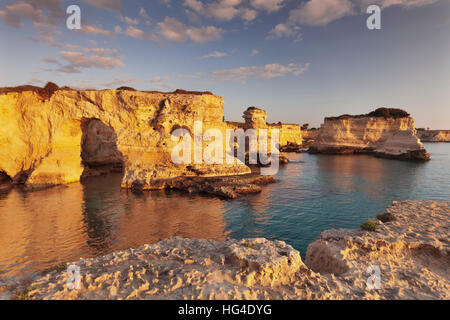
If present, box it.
[0,174,227,276]
[0,144,448,276]
[314,154,424,199]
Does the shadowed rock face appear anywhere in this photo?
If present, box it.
[309,113,430,161]
[0,88,250,191]
[80,119,124,177]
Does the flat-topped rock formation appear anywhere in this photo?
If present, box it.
[309,108,430,160]
[0,84,252,193]
[417,129,450,142]
[2,200,448,300]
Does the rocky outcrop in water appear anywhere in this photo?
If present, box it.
[417,129,450,142]
[0,85,251,192]
[227,106,303,154]
[302,129,320,148]
[309,108,430,160]
[2,200,448,300]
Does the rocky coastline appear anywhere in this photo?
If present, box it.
[1,200,448,300]
[309,108,430,161]
[417,129,450,142]
[0,85,303,198]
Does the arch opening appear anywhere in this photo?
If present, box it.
[80,118,124,179]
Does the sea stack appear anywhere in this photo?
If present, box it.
[309,108,430,161]
[417,129,450,142]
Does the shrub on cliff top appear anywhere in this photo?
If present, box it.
[360,220,378,231]
[117,86,136,91]
[0,82,59,100]
[367,108,410,119]
[326,107,410,121]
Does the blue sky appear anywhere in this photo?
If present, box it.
[0,0,449,128]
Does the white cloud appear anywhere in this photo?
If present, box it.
[139,8,151,25]
[202,51,228,58]
[212,62,310,83]
[186,25,224,43]
[267,23,302,42]
[157,17,188,42]
[266,0,438,41]
[288,0,355,27]
[62,44,119,57]
[51,51,124,73]
[184,0,259,22]
[79,24,115,38]
[0,0,65,29]
[121,16,139,25]
[161,0,172,7]
[82,0,122,12]
[157,17,224,43]
[356,0,438,9]
[250,0,285,12]
[140,8,149,19]
[240,8,258,21]
[285,0,439,28]
[123,25,160,41]
[250,49,259,56]
[0,0,65,47]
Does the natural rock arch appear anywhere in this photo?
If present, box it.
[80,118,124,179]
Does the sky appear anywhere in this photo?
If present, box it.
[0,0,449,128]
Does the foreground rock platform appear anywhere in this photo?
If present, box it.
[1,200,448,300]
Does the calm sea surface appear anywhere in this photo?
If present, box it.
[0,143,449,276]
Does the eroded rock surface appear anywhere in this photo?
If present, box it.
[0,87,250,191]
[2,201,448,300]
[309,108,430,160]
[227,106,303,150]
[417,129,450,142]
[306,200,449,299]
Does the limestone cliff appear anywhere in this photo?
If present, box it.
[309,108,430,160]
[417,129,450,142]
[0,86,250,190]
[226,106,303,147]
[302,129,320,141]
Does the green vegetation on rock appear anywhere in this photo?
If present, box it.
[360,220,378,231]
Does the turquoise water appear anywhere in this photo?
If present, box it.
[0,143,448,276]
[224,143,450,256]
